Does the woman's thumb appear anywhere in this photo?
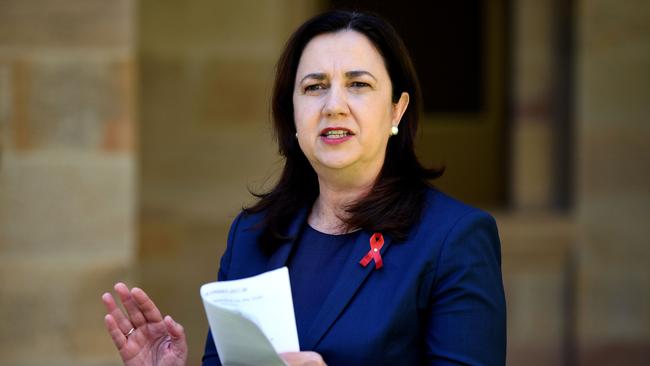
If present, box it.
[164,315,186,343]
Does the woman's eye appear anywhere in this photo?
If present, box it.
[350,81,370,88]
[304,84,326,92]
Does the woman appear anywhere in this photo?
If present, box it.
[102,10,506,366]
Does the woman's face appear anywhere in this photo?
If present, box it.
[293,30,409,178]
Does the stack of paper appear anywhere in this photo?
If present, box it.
[200,267,299,366]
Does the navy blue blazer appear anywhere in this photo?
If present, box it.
[203,188,506,365]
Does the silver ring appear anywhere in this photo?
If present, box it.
[125,327,135,337]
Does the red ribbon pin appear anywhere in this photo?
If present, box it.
[359,233,384,269]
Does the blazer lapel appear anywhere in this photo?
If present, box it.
[301,230,393,350]
[266,207,309,271]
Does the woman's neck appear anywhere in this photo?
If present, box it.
[308,174,376,234]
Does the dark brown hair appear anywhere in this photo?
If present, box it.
[246,10,443,250]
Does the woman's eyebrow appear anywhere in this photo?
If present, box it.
[299,70,377,84]
[345,70,377,81]
[299,73,327,84]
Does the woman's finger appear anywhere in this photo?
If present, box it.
[115,282,147,328]
[164,316,188,359]
[279,351,326,366]
[132,287,163,323]
[164,315,185,339]
[101,292,134,335]
[104,313,127,350]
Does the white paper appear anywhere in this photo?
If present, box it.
[200,267,299,366]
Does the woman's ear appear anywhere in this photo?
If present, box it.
[392,92,410,126]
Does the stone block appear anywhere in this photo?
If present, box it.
[578,341,650,366]
[0,257,133,365]
[577,264,650,341]
[5,58,135,152]
[138,0,283,59]
[577,127,650,197]
[0,151,134,259]
[139,57,272,131]
[0,0,133,49]
[497,213,573,365]
[506,272,566,343]
[511,122,554,209]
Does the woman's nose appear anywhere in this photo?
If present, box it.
[322,85,349,118]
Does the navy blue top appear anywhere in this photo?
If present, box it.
[287,224,359,349]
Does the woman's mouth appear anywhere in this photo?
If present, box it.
[320,128,354,145]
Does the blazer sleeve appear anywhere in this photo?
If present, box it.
[202,212,243,366]
[423,210,507,365]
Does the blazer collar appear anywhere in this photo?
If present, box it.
[265,206,309,271]
[264,207,394,350]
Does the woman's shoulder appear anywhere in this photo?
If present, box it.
[227,207,271,232]
[419,187,497,231]
[409,188,501,270]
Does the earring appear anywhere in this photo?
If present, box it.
[390,125,399,136]
[295,132,298,138]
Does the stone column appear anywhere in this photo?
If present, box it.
[0,1,136,365]
[575,0,650,364]
[504,1,575,364]
[510,0,558,210]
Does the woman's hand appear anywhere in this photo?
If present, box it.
[102,283,187,366]
[280,351,327,366]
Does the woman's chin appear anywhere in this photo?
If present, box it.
[309,150,357,169]
[315,157,357,171]
[321,161,353,170]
